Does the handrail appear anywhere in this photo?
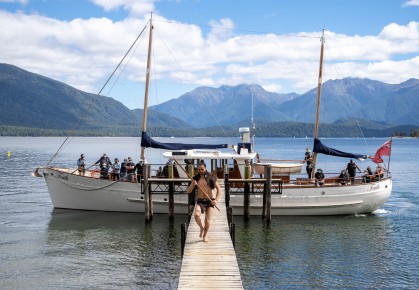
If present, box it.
[256,159,305,163]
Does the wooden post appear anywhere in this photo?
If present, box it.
[187,164,195,177]
[227,206,233,226]
[230,223,236,248]
[211,159,216,175]
[181,223,186,257]
[227,206,235,247]
[244,163,251,221]
[265,164,272,223]
[168,164,174,220]
[225,173,230,207]
[187,164,195,211]
[148,164,153,219]
[143,163,152,222]
[262,170,267,219]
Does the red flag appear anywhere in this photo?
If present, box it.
[372,139,392,163]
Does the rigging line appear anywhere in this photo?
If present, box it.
[153,28,231,140]
[324,42,369,147]
[104,26,148,97]
[153,19,321,40]
[54,175,119,191]
[47,21,151,166]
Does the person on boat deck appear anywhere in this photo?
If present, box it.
[187,161,221,243]
[346,159,361,184]
[362,169,372,183]
[110,158,120,181]
[125,157,135,182]
[162,162,169,177]
[362,166,374,183]
[374,165,384,181]
[314,168,325,187]
[304,151,313,179]
[338,169,349,185]
[120,159,127,180]
[156,166,163,177]
[95,153,112,179]
[135,160,143,181]
[77,154,86,176]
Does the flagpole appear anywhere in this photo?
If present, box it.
[387,137,393,177]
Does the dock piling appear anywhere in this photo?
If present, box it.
[143,164,152,222]
[168,165,174,220]
[265,165,272,222]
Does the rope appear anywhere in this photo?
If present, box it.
[47,21,151,166]
[53,171,143,192]
[325,42,369,148]
[54,174,119,191]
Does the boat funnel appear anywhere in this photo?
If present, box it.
[239,127,250,143]
[238,127,252,154]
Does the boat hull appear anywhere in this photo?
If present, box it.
[228,179,392,215]
[38,167,392,216]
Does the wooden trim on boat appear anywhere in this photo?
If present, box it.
[237,201,364,209]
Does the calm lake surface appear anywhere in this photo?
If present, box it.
[0,137,418,289]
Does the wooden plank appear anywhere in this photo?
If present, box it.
[177,185,243,290]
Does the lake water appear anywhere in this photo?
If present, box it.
[0,137,418,289]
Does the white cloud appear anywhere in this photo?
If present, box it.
[207,18,235,41]
[379,21,419,40]
[90,0,155,16]
[403,0,419,7]
[262,83,282,93]
[0,0,27,3]
[0,9,418,108]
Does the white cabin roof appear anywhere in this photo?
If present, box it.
[162,149,256,160]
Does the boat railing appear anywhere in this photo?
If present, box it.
[148,178,191,194]
[226,178,283,195]
[257,159,305,163]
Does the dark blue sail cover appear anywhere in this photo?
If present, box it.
[141,131,229,150]
[313,138,367,160]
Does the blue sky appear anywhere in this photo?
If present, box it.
[1,0,418,109]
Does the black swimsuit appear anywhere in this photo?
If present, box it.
[197,198,214,213]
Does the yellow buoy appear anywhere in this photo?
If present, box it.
[7,151,11,158]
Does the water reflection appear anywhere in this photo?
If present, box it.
[46,209,188,289]
[235,214,392,289]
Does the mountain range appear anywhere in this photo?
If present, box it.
[0,63,418,137]
[151,78,419,127]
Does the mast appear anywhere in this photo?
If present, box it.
[311,28,325,177]
[140,14,154,162]
[251,91,255,152]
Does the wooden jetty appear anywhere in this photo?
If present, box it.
[177,184,243,289]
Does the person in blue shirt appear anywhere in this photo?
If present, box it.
[110,158,121,181]
[77,154,86,176]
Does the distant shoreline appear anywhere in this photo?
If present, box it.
[0,124,418,138]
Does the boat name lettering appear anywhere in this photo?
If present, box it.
[56,172,69,181]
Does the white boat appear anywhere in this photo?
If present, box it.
[35,20,392,215]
